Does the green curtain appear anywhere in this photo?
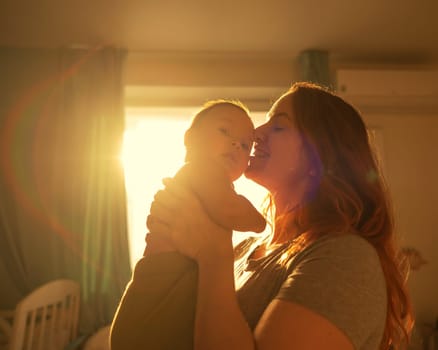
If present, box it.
[0,46,132,335]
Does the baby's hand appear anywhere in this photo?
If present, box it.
[148,177,233,264]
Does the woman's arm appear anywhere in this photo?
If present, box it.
[255,300,354,350]
[195,247,255,350]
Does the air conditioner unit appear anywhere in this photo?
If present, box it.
[336,69,438,111]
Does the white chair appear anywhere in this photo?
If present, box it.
[0,279,80,350]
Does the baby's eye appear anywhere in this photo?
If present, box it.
[219,127,229,135]
[241,143,250,151]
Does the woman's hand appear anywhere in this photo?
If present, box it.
[147,178,234,264]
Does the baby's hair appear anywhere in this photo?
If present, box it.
[188,99,251,130]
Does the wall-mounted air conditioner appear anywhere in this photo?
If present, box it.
[336,69,438,112]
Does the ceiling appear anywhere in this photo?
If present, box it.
[1,0,438,64]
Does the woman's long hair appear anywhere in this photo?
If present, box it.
[270,82,413,349]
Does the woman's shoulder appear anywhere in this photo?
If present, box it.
[280,233,387,349]
[286,232,386,300]
[301,232,381,265]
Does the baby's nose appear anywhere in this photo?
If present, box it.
[231,140,241,149]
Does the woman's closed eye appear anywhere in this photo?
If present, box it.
[272,125,285,131]
[268,114,292,132]
[271,120,291,132]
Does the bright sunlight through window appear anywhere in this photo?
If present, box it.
[122,108,268,268]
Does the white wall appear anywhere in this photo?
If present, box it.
[364,111,438,324]
[338,69,438,324]
[124,52,300,111]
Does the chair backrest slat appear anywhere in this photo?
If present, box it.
[8,279,80,350]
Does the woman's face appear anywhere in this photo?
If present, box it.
[244,94,313,197]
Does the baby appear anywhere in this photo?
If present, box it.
[147,99,266,252]
[110,100,265,350]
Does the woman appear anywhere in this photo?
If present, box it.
[147,82,414,349]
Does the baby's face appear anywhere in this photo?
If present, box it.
[187,105,255,181]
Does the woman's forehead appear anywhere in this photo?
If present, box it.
[267,104,294,122]
[269,94,292,114]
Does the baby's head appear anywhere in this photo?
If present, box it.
[184,100,255,182]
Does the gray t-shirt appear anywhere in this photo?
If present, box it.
[234,233,387,350]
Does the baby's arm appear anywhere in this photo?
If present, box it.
[176,162,266,233]
[224,193,266,233]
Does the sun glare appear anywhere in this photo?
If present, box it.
[122,110,268,268]
[121,117,190,266]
